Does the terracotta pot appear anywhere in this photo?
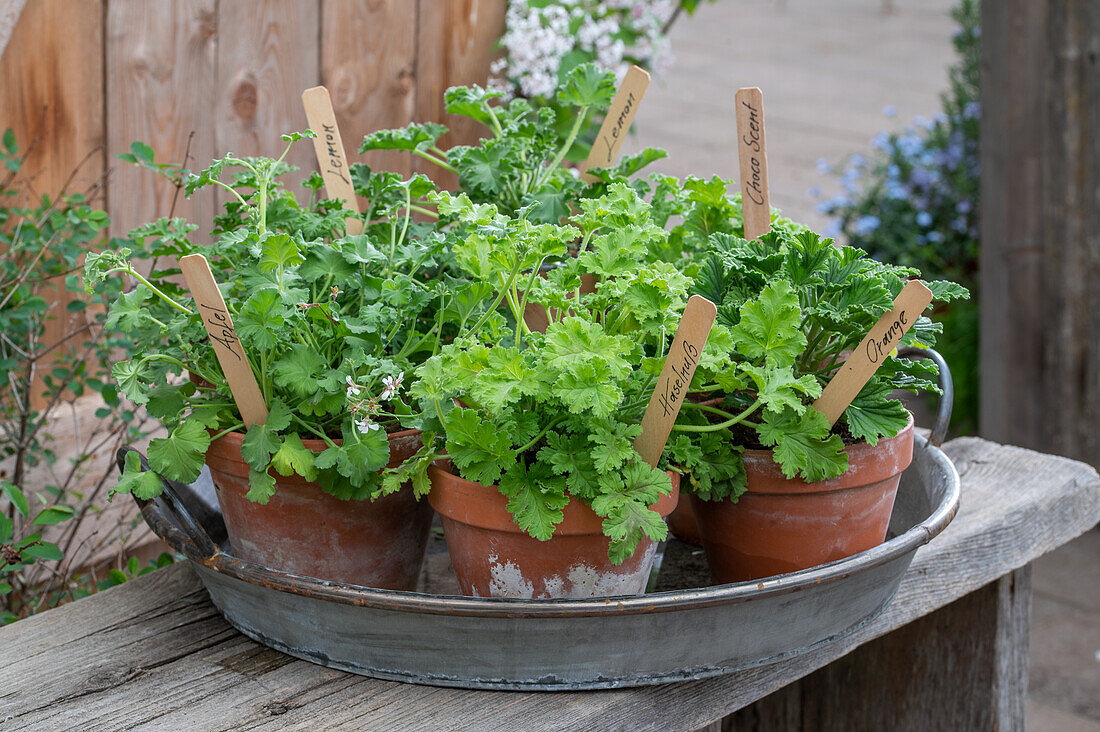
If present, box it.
[692,413,914,583]
[205,429,434,589]
[427,463,680,598]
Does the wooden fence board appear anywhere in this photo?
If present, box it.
[0,0,105,404]
[321,0,417,178]
[414,0,506,188]
[106,0,217,240]
[215,0,320,193]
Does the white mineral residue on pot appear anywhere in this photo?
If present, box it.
[487,553,534,598]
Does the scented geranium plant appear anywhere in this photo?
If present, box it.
[83,133,457,503]
[666,226,968,500]
[359,63,669,225]
[396,182,692,562]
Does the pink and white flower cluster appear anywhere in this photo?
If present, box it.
[345,373,404,435]
[490,0,677,101]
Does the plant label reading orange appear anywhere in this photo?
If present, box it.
[301,86,363,236]
[180,254,269,427]
[735,87,771,240]
[634,295,718,467]
[580,66,650,184]
[812,280,934,426]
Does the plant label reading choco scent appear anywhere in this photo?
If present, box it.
[580,66,650,184]
[634,295,718,467]
[735,87,771,241]
[179,254,269,427]
[812,280,934,426]
[301,86,363,236]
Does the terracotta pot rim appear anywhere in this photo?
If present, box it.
[708,412,915,498]
[211,426,421,451]
[427,461,680,536]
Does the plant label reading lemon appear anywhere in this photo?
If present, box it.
[735,87,770,240]
[634,295,718,467]
[301,85,363,236]
[813,280,934,426]
[179,254,269,427]
[580,66,650,184]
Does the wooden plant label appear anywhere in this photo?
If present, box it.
[579,65,651,184]
[735,87,771,240]
[812,280,934,426]
[634,295,718,467]
[179,254,269,427]
[301,85,363,236]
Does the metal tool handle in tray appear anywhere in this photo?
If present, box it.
[121,348,954,561]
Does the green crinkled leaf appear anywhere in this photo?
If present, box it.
[246,468,277,504]
[442,408,513,486]
[105,285,153,332]
[587,422,642,474]
[444,85,504,128]
[257,232,303,274]
[757,408,848,482]
[270,433,317,481]
[467,346,541,411]
[739,362,821,415]
[313,423,390,486]
[498,461,568,541]
[236,289,284,351]
[923,279,970,302]
[537,431,601,499]
[591,462,670,564]
[554,360,623,418]
[240,400,292,469]
[271,344,325,399]
[729,279,806,366]
[113,451,165,500]
[359,122,448,153]
[843,382,911,446]
[148,418,211,484]
[557,62,616,109]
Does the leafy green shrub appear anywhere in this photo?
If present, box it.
[0,131,151,622]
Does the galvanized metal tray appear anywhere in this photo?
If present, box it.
[125,349,960,691]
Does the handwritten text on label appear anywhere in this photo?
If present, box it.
[321,123,350,185]
[658,340,699,417]
[740,99,766,205]
[200,303,241,359]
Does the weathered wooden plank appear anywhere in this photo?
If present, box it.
[106,0,217,240]
[727,567,1031,731]
[0,438,1095,730]
[321,0,416,177]
[413,0,506,189]
[0,0,104,406]
[215,0,320,191]
[979,0,1100,471]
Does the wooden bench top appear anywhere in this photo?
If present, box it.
[1,437,1097,731]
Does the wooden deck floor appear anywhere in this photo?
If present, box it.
[627,0,956,232]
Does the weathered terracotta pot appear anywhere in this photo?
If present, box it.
[427,463,680,599]
[667,499,703,545]
[692,413,914,583]
[205,429,434,589]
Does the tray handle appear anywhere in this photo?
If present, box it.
[895,346,953,447]
[115,447,219,559]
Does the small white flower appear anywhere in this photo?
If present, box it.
[355,417,380,434]
[380,372,404,401]
[345,375,361,398]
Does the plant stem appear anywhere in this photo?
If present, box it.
[537,106,589,190]
[515,416,565,454]
[671,398,762,433]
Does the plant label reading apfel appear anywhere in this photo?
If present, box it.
[302,86,363,235]
[580,66,650,183]
[735,87,770,240]
[813,280,934,426]
[179,253,269,427]
[634,295,718,467]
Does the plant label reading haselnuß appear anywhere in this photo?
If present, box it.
[634,295,718,467]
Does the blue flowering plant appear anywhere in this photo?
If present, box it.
[815,0,979,432]
[82,133,460,504]
[665,226,968,501]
